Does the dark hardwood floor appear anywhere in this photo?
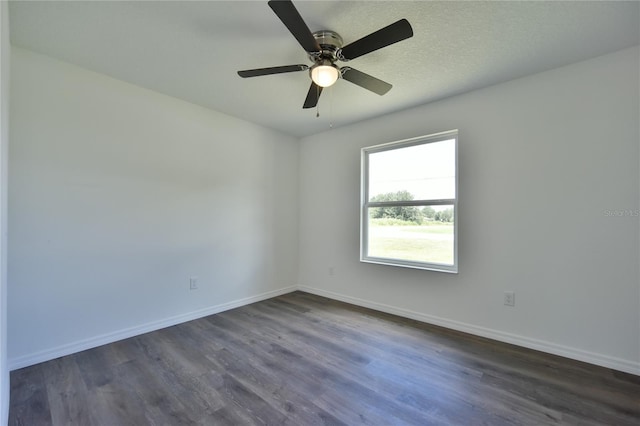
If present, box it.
[9,291,640,425]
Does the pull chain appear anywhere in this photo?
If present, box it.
[314,84,334,128]
[316,84,320,118]
[329,84,334,128]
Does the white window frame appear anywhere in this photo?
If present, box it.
[360,130,458,273]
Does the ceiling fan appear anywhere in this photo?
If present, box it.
[237,0,414,109]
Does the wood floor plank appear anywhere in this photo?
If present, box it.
[9,365,52,426]
[42,356,93,426]
[217,373,289,425]
[9,291,640,425]
[113,358,198,425]
[212,347,347,426]
[135,329,226,419]
[84,383,150,426]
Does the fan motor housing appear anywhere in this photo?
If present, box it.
[310,30,343,63]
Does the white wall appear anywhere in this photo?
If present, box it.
[0,1,9,423]
[8,47,299,368]
[299,46,640,374]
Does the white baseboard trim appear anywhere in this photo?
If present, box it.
[9,284,639,376]
[298,285,640,376]
[8,285,297,371]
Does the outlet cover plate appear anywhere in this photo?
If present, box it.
[190,277,198,290]
[504,291,515,306]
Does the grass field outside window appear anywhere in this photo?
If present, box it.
[368,218,454,265]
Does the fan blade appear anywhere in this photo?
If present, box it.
[238,64,308,78]
[341,67,392,95]
[268,0,321,53]
[339,19,413,61]
[303,82,322,109]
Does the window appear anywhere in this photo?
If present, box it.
[361,130,458,273]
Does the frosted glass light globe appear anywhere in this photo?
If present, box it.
[311,64,339,87]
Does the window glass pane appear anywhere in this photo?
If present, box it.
[368,139,455,202]
[367,205,454,265]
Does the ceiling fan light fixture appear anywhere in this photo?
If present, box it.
[239,1,414,109]
[310,62,339,87]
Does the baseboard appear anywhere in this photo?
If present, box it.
[9,284,639,376]
[8,285,297,371]
[298,285,640,376]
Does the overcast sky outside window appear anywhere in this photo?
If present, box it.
[368,139,456,205]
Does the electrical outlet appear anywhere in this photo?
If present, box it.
[190,277,198,290]
[504,291,515,307]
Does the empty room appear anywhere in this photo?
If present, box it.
[1,0,639,425]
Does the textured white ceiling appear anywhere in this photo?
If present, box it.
[9,0,640,137]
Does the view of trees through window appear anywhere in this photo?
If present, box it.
[369,190,454,224]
